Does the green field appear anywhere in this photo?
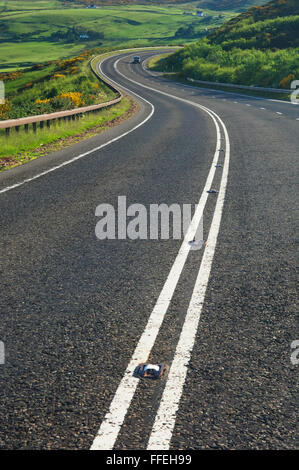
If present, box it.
[0,1,236,71]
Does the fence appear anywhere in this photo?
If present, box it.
[186,77,291,94]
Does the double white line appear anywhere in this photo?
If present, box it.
[90,53,230,450]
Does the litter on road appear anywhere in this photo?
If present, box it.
[136,363,167,379]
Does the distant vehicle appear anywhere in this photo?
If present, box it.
[132,56,140,64]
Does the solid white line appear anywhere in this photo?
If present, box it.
[90,55,230,450]
[269,98,297,105]
[135,52,232,451]
[0,60,156,195]
[148,113,230,450]
[276,112,283,115]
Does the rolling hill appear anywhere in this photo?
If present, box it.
[196,0,270,10]
[0,0,254,71]
[156,0,299,88]
[209,0,299,48]
[61,0,268,7]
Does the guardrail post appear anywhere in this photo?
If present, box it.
[15,126,20,133]
[46,120,50,129]
[25,124,29,133]
[33,122,37,133]
[5,128,10,138]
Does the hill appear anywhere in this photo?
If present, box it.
[194,0,268,10]
[156,0,299,88]
[0,1,241,71]
[209,0,299,48]
[60,0,267,7]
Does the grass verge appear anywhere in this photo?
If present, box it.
[146,53,172,70]
[0,95,137,172]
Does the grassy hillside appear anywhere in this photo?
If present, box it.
[195,0,269,10]
[154,0,299,89]
[209,0,299,48]
[61,0,267,6]
[0,1,266,71]
[0,48,116,120]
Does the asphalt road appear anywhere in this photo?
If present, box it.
[0,50,298,450]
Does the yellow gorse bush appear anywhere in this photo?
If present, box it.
[35,93,84,107]
[279,73,295,88]
[35,98,51,104]
[0,99,10,119]
[0,71,24,82]
[57,92,85,106]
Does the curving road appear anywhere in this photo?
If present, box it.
[0,50,297,450]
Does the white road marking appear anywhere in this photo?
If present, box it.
[260,107,266,110]
[90,54,230,450]
[276,112,283,115]
[269,98,297,105]
[246,104,251,106]
[148,113,230,450]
